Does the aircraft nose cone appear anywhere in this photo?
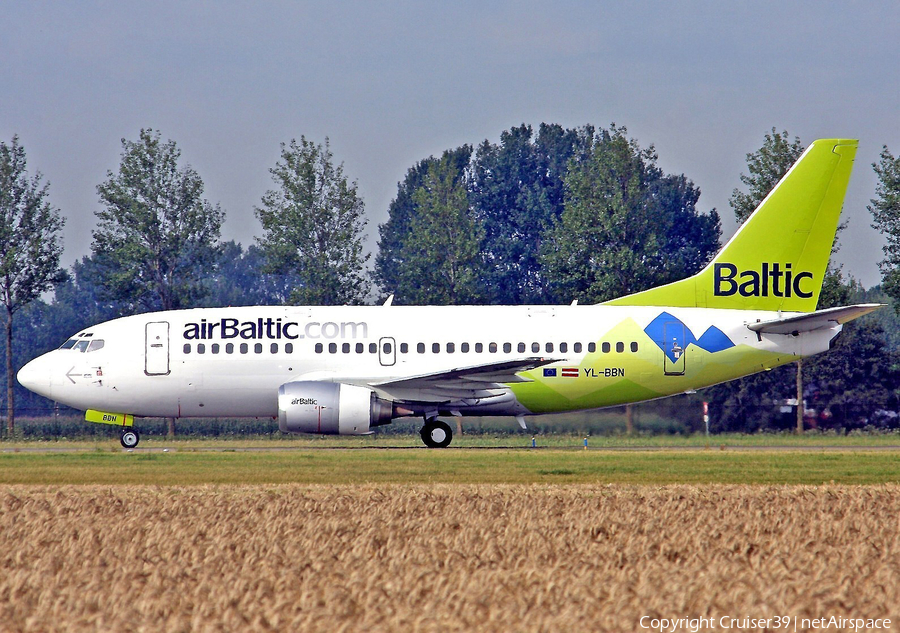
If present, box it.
[17,357,50,396]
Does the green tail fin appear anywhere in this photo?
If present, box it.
[605,138,858,312]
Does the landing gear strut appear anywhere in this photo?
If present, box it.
[120,428,140,449]
[420,419,452,448]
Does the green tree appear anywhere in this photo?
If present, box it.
[541,125,719,303]
[394,156,485,304]
[729,128,805,223]
[203,241,296,307]
[256,137,368,305]
[869,146,900,305]
[469,124,594,304]
[375,146,472,300]
[804,315,900,429]
[93,129,224,313]
[0,135,66,436]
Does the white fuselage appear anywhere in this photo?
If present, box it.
[17,304,838,420]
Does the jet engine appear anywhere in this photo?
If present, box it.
[277,381,406,435]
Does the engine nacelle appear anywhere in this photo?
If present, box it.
[277,381,397,435]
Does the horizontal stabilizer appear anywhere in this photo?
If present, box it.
[747,303,884,335]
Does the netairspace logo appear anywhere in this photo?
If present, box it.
[639,615,891,632]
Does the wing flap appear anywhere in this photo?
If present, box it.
[371,357,557,402]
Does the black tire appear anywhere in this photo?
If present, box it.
[120,428,140,449]
[420,420,453,448]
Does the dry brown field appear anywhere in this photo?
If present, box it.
[1,485,898,632]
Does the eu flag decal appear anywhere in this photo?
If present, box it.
[543,368,557,377]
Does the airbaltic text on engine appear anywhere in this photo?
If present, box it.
[713,263,814,298]
[183,318,368,341]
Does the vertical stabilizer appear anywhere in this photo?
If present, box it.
[605,139,857,312]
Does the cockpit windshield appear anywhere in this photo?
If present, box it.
[59,338,105,352]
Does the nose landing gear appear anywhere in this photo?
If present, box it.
[420,419,453,448]
[120,428,140,449]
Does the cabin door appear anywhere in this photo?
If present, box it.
[663,321,686,376]
[378,337,396,367]
[145,321,171,375]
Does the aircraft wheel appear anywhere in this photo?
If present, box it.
[120,428,140,449]
[420,420,452,448]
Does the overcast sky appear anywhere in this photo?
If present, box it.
[3,1,898,289]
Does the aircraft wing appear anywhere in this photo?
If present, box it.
[370,357,558,403]
[747,303,884,335]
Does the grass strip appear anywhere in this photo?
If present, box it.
[1,448,898,485]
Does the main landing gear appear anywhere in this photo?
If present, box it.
[420,419,453,448]
[120,428,140,449]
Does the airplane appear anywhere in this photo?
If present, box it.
[17,138,882,449]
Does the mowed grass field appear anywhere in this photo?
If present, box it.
[2,484,899,632]
[1,444,900,485]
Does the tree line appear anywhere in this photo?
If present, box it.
[2,125,900,436]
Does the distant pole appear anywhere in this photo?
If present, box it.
[796,360,803,434]
[703,401,709,436]
[625,403,634,435]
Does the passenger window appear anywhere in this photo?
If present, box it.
[602,342,610,353]
[574,342,582,353]
[212,344,220,354]
[461,342,470,353]
[417,343,425,354]
[588,343,596,353]
[198,344,206,354]
[616,342,624,353]
[546,343,554,353]
[518,342,526,353]
[432,343,440,354]
[447,342,454,353]
[328,343,337,353]
[183,344,191,354]
[560,342,568,353]
[285,343,293,354]
[227,343,235,354]
[369,343,377,353]
[315,343,323,354]
[271,343,279,354]
[342,343,350,353]
[356,343,364,353]
[631,342,638,353]
[87,340,105,352]
[240,343,249,354]
[489,343,498,353]
[254,343,263,354]
[400,343,408,353]
[532,342,540,353]
[503,343,511,353]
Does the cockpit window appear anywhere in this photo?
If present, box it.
[87,340,105,352]
[73,340,90,352]
[60,339,78,350]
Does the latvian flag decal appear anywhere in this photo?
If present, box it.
[544,367,580,378]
